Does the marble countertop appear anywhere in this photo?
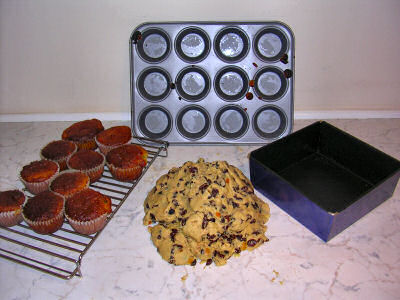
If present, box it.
[1,119,399,299]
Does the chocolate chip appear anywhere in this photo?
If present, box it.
[170,229,178,242]
[206,259,212,266]
[247,239,257,247]
[150,213,156,222]
[168,208,175,215]
[191,259,197,266]
[202,215,208,229]
[189,167,198,174]
[211,188,219,198]
[199,183,208,193]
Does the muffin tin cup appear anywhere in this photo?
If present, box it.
[175,27,211,63]
[252,105,287,139]
[65,212,109,235]
[49,170,90,199]
[253,27,289,62]
[0,209,24,227]
[67,152,106,184]
[22,198,65,235]
[137,105,173,139]
[106,163,144,182]
[136,27,171,63]
[19,161,60,195]
[40,141,78,171]
[214,66,249,102]
[214,105,250,140]
[214,26,250,63]
[175,66,211,102]
[176,105,211,140]
[253,66,287,101]
[136,67,172,102]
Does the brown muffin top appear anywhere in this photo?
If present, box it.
[68,150,104,170]
[50,171,90,197]
[20,160,59,183]
[0,190,25,213]
[106,144,148,168]
[96,126,132,146]
[62,119,104,142]
[22,191,64,222]
[41,140,77,160]
[65,188,112,222]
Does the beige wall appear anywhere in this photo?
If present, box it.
[1,0,399,115]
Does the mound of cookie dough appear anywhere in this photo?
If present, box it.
[143,158,270,266]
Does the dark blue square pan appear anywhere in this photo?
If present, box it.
[249,121,400,241]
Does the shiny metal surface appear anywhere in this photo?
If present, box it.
[130,21,294,144]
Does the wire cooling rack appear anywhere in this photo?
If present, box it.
[0,137,168,280]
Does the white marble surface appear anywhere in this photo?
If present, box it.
[0,119,400,299]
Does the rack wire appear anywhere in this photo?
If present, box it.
[0,137,168,280]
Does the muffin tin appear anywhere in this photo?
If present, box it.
[130,22,294,144]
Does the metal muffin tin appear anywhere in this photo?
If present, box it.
[130,22,294,144]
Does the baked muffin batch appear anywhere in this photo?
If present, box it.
[1,120,148,236]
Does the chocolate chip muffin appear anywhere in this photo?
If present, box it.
[20,160,60,194]
[0,190,26,227]
[62,119,104,150]
[95,125,132,155]
[40,140,77,171]
[106,144,148,181]
[49,170,90,199]
[67,150,105,183]
[22,190,65,234]
[65,188,112,235]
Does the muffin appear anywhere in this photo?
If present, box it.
[22,190,65,234]
[106,144,148,182]
[62,119,104,150]
[0,190,26,227]
[65,188,112,235]
[67,150,105,183]
[40,140,77,171]
[49,170,90,199]
[20,160,60,194]
[95,126,132,155]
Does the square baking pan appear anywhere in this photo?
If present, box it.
[249,121,400,241]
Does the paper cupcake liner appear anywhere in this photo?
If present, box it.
[0,209,24,227]
[67,152,105,183]
[22,203,65,235]
[74,139,97,151]
[66,212,109,235]
[19,162,60,195]
[40,141,78,171]
[95,135,131,155]
[106,163,143,182]
[49,169,90,199]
